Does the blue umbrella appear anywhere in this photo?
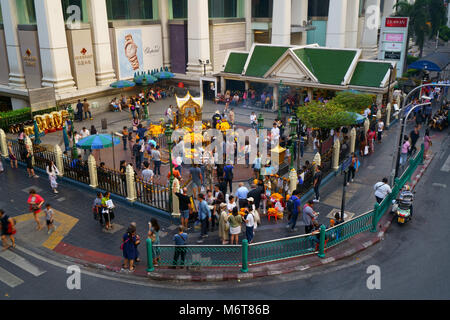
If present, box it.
[110,80,136,88]
[134,73,158,85]
[76,134,120,150]
[62,125,70,152]
[154,67,174,79]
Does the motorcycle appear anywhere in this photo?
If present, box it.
[391,185,414,225]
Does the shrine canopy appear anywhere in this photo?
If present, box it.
[175,91,203,110]
[219,43,397,94]
[407,52,449,72]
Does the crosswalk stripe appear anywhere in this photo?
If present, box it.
[0,266,24,288]
[0,250,46,277]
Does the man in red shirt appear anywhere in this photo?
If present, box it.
[27,189,44,230]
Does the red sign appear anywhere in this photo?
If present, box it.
[385,17,408,28]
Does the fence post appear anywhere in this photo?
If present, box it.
[54,145,64,176]
[332,139,340,171]
[241,239,248,273]
[126,164,137,202]
[146,238,154,272]
[386,103,392,128]
[25,136,34,166]
[0,129,7,157]
[349,127,356,154]
[371,203,380,232]
[88,154,98,188]
[318,225,326,258]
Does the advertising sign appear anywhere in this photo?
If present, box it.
[115,25,163,80]
[378,17,409,78]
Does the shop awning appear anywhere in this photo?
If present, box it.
[407,52,450,72]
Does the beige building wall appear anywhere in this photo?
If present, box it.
[17,29,43,89]
[66,28,97,90]
[0,30,10,85]
[209,21,246,73]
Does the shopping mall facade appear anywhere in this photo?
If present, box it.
[0,0,404,111]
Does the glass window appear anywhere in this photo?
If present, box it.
[16,0,36,24]
[209,0,243,18]
[170,0,187,19]
[252,0,273,18]
[106,0,156,21]
[62,0,89,24]
[308,0,330,17]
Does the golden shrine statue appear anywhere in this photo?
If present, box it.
[174,91,203,128]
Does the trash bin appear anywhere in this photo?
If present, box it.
[101,118,107,130]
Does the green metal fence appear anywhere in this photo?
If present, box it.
[145,144,425,272]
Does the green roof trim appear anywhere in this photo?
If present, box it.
[245,45,290,77]
[350,61,391,87]
[224,52,249,74]
[293,48,357,85]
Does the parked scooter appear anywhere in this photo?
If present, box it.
[391,185,414,225]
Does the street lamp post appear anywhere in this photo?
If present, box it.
[385,65,394,106]
[165,124,174,213]
[257,114,264,180]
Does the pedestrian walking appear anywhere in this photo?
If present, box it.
[122,126,128,150]
[400,135,411,168]
[27,189,44,230]
[347,153,359,184]
[409,125,420,156]
[0,209,16,250]
[223,162,234,194]
[228,207,243,245]
[189,164,203,199]
[101,192,115,230]
[46,160,60,194]
[176,187,192,230]
[130,222,141,262]
[302,200,318,234]
[148,218,161,265]
[286,190,301,232]
[93,192,103,225]
[212,184,225,232]
[250,112,257,130]
[218,202,230,244]
[121,226,140,271]
[7,142,18,169]
[43,203,57,235]
[359,131,367,157]
[313,166,322,203]
[23,146,38,178]
[243,208,255,244]
[83,98,92,120]
[377,120,384,143]
[235,182,249,209]
[151,145,161,177]
[374,177,392,204]
[76,99,83,121]
[197,193,211,243]
[367,127,376,154]
[171,226,188,269]
[424,129,432,159]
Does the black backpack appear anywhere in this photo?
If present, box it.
[286,197,295,213]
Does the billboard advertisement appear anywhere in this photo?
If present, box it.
[378,17,409,78]
[115,25,163,80]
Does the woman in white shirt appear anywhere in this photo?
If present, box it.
[46,160,60,194]
[227,195,237,212]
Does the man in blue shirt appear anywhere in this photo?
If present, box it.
[223,163,234,194]
[171,226,188,268]
[235,182,249,209]
[286,190,301,231]
[197,193,211,243]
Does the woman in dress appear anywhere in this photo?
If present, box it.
[148,218,161,265]
[46,160,60,194]
[122,226,140,271]
[424,128,432,159]
[218,202,230,245]
[228,207,243,245]
[27,189,44,230]
[7,142,18,169]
